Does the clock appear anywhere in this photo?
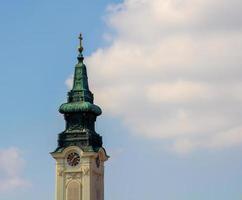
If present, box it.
[67,152,80,167]
[96,156,100,168]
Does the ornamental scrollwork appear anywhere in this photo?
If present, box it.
[82,166,89,175]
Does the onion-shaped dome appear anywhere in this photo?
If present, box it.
[59,101,102,115]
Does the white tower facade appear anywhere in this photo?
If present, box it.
[51,147,108,200]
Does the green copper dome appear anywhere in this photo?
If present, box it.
[59,101,102,115]
[59,33,102,116]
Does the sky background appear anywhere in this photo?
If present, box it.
[0,0,242,199]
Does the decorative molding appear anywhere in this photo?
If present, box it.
[82,166,89,175]
[57,168,64,176]
[66,172,82,181]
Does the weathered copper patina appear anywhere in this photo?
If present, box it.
[54,34,103,153]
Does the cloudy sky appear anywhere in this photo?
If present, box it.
[0,0,242,199]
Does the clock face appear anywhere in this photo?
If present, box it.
[96,156,100,168]
[67,152,80,167]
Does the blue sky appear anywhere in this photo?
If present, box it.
[0,0,242,200]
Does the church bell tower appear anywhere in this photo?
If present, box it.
[51,34,109,200]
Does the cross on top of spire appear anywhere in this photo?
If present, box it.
[77,33,84,62]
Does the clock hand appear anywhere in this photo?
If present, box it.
[70,156,76,163]
[71,155,79,163]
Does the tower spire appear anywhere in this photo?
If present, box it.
[57,34,102,151]
[71,33,91,100]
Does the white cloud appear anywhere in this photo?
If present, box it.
[171,125,242,154]
[0,147,30,192]
[67,0,242,154]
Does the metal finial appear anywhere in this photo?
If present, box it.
[77,33,84,62]
[78,33,84,53]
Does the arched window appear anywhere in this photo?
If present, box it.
[67,181,81,200]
